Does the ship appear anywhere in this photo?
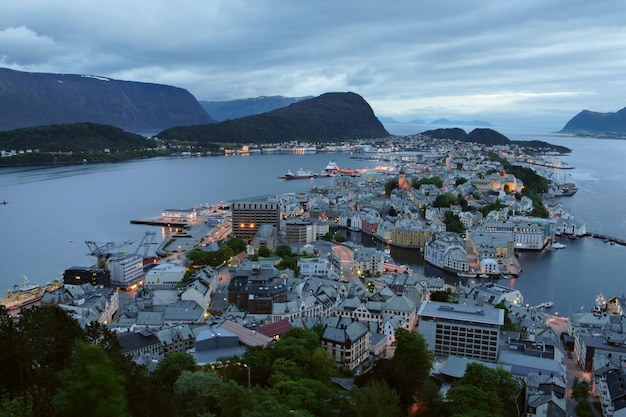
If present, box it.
[551,242,566,249]
[553,182,578,197]
[1,276,61,311]
[278,169,315,180]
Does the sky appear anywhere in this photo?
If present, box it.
[1,0,625,130]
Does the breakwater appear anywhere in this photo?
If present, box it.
[587,233,626,247]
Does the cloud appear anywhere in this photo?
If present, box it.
[0,26,59,66]
[1,0,625,128]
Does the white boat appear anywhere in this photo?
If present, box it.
[542,301,554,308]
[278,169,315,180]
[551,242,566,249]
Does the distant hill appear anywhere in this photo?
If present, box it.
[420,127,571,153]
[430,118,492,127]
[158,92,389,144]
[0,67,214,132]
[560,107,626,138]
[200,96,312,121]
[0,122,153,153]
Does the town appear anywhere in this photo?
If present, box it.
[2,132,614,417]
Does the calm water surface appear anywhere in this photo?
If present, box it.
[1,126,625,316]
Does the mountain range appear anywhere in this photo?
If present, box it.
[0,68,213,132]
[420,127,571,153]
[560,106,626,138]
[158,92,389,144]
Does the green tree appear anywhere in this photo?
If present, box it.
[258,246,271,257]
[348,379,402,417]
[52,341,128,417]
[392,328,432,384]
[447,384,499,417]
[275,244,293,258]
[494,303,518,331]
[571,377,590,401]
[334,233,346,242]
[434,192,459,208]
[384,179,399,196]
[574,398,594,417]
[443,211,465,234]
[153,352,199,388]
[226,237,247,254]
[446,363,518,417]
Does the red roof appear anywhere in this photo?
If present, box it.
[259,320,292,337]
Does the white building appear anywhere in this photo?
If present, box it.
[145,263,186,286]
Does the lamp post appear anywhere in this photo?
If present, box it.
[243,363,251,390]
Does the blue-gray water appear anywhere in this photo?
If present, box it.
[1,125,625,317]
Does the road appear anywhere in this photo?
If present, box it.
[330,243,366,289]
[544,313,599,417]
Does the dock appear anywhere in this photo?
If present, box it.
[130,216,203,228]
[588,233,626,247]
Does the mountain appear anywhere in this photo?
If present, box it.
[430,118,492,127]
[560,107,626,138]
[420,127,571,153]
[0,67,214,132]
[158,92,389,144]
[0,122,153,153]
[200,96,312,121]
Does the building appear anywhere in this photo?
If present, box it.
[63,266,111,287]
[227,263,288,314]
[144,263,186,286]
[155,324,196,355]
[109,254,145,289]
[417,301,504,362]
[231,199,281,241]
[390,225,432,248]
[117,329,163,363]
[285,219,314,243]
[298,257,333,279]
[353,247,385,276]
[321,319,371,371]
[597,368,626,417]
[252,224,277,252]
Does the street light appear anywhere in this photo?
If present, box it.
[243,363,251,390]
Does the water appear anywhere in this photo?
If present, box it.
[0,153,376,290]
[1,125,625,317]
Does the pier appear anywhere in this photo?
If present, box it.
[587,233,626,247]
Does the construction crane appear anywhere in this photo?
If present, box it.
[85,232,159,268]
[134,232,158,264]
[85,238,136,269]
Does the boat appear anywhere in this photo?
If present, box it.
[596,291,607,311]
[542,301,554,308]
[278,169,315,180]
[551,242,566,249]
[324,161,340,174]
[553,182,578,197]
[1,277,61,311]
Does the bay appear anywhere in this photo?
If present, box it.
[1,126,625,317]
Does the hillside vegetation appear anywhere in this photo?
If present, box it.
[159,92,390,144]
[0,122,166,165]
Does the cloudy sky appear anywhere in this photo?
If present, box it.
[1,0,624,130]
